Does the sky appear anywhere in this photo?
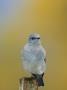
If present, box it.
[0,0,24,24]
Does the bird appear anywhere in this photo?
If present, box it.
[20,33,46,87]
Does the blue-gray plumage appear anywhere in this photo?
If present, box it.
[21,33,46,86]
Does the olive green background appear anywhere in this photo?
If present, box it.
[0,0,67,90]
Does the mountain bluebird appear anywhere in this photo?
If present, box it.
[20,33,46,86]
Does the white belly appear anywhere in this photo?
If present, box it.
[22,44,46,74]
[23,59,46,74]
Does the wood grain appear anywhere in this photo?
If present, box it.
[19,77,38,90]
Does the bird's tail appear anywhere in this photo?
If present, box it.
[32,73,44,86]
[36,76,44,86]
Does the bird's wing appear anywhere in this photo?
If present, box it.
[44,58,47,63]
[36,47,46,62]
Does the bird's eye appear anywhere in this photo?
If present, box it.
[30,37,40,40]
[31,37,36,40]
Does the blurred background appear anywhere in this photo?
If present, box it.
[0,0,67,90]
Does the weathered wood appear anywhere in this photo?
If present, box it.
[19,77,38,90]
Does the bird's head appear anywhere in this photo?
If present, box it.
[28,33,41,45]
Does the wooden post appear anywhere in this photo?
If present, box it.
[19,77,38,90]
